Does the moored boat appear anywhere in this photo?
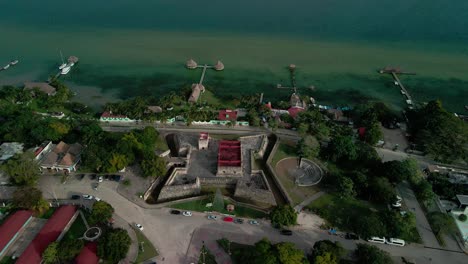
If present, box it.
[61,65,71,75]
[10,60,19,65]
[3,64,10,70]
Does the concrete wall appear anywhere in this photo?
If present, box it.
[216,166,243,176]
[157,178,201,202]
[199,177,238,188]
[265,138,294,205]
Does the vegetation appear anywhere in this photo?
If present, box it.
[427,172,467,199]
[57,239,84,262]
[134,228,159,263]
[89,201,114,225]
[354,243,393,264]
[97,228,132,263]
[408,100,468,163]
[270,205,297,227]
[198,245,217,264]
[459,214,467,222]
[12,187,49,214]
[42,242,59,264]
[296,135,319,159]
[1,152,40,186]
[427,211,457,245]
[309,240,345,264]
[219,238,307,264]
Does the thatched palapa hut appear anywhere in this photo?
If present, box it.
[214,60,224,71]
[186,59,198,69]
[188,83,205,103]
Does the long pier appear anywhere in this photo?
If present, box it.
[379,67,415,107]
[198,65,210,85]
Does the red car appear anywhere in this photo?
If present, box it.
[223,216,234,222]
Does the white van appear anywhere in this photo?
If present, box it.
[367,236,386,244]
[386,238,405,247]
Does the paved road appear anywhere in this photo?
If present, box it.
[37,175,468,264]
[397,181,440,248]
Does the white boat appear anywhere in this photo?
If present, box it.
[61,65,71,75]
[10,60,18,65]
[3,64,10,70]
[58,50,67,70]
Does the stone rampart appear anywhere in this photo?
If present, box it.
[157,177,201,202]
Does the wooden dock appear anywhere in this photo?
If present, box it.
[380,67,415,107]
[198,65,209,84]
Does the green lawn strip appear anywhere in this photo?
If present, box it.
[64,213,87,240]
[198,245,217,264]
[134,229,159,263]
[171,198,267,219]
[271,141,297,167]
[0,256,15,264]
[155,135,169,151]
[209,134,240,140]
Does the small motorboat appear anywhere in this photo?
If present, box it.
[3,64,10,70]
[9,60,19,65]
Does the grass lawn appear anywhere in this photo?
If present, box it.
[155,135,169,151]
[271,141,297,167]
[198,245,217,264]
[64,213,87,240]
[0,256,15,264]
[134,228,159,263]
[209,134,240,140]
[202,89,237,109]
[171,198,267,219]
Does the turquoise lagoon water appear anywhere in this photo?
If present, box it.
[0,0,467,111]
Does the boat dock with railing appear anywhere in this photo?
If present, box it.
[379,67,415,108]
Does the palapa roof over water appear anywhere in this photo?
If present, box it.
[188,83,205,103]
[214,60,224,71]
[186,58,198,69]
[68,56,79,63]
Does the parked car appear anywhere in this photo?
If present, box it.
[71,195,81,200]
[98,176,103,183]
[170,210,181,215]
[111,175,122,182]
[248,220,259,225]
[93,183,99,190]
[368,236,386,244]
[135,223,144,231]
[182,211,192,217]
[104,175,109,180]
[76,174,84,180]
[386,238,405,247]
[207,215,218,220]
[345,233,359,240]
[82,194,93,200]
[95,197,101,202]
[280,229,293,236]
[234,218,244,224]
[223,217,234,222]
[89,174,97,180]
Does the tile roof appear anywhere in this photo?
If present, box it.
[0,210,33,255]
[75,242,99,264]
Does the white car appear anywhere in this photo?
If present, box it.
[249,220,259,225]
[95,197,101,202]
[98,176,103,183]
[135,224,144,231]
[83,194,93,200]
[182,211,192,217]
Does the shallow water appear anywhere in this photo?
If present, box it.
[0,0,467,111]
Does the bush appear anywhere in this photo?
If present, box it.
[122,179,131,186]
[270,205,297,227]
[217,238,230,253]
[459,214,467,222]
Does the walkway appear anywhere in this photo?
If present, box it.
[397,182,440,248]
[294,191,325,212]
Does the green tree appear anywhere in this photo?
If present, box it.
[12,187,49,213]
[352,214,386,239]
[427,212,457,238]
[276,242,307,264]
[338,177,356,199]
[369,177,395,204]
[311,240,344,264]
[97,228,131,263]
[42,242,59,264]
[324,135,357,162]
[297,136,319,159]
[106,152,128,173]
[414,180,435,205]
[90,201,114,225]
[354,243,392,264]
[58,239,84,261]
[2,152,40,186]
[270,205,297,227]
[363,122,383,145]
[459,214,467,222]
[268,118,279,131]
[252,238,278,264]
[140,155,167,178]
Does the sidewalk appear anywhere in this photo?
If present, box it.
[294,191,325,212]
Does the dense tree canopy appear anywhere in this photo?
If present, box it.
[409,100,468,163]
[1,152,40,186]
[12,187,49,213]
[270,205,297,227]
[97,228,131,263]
[354,243,393,264]
[323,134,357,162]
[42,242,59,264]
[90,201,115,225]
[58,239,84,261]
[310,240,345,264]
[276,242,307,264]
[297,135,320,159]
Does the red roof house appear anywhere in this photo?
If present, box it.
[0,210,33,258]
[75,242,99,264]
[16,205,77,264]
[287,106,305,119]
[218,110,238,121]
